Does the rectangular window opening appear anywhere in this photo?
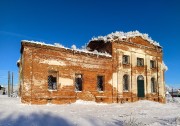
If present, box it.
[150,60,156,68]
[137,58,144,66]
[151,78,156,93]
[97,76,104,91]
[48,71,58,90]
[123,55,130,64]
[75,74,83,91]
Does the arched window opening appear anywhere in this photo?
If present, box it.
[137,75,144,80]
[123,74,129,91]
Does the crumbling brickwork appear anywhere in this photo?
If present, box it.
[18,33,166,104]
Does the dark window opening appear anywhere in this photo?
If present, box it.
[97,76,104,91]
[151,77,156,93]
[75,74,82,91]
[137,58,144,66]
[48,71,57,90]
[150,60,156,68]
[123,74,129,91]
[123,55,130,64]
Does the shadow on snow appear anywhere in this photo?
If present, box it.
[0,112,73,126]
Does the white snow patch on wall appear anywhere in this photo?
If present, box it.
[65,58,102,69]
[59,77,73,87]
[24,84,30,91]
[108,73,118,89]
[33,78,46,86]
[66,58,80,62]
[40,59,66,66]
[23,83,31,96]
[82,64,101,69]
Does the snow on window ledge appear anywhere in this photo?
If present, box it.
[123,90,129,92]
[75,91,82,93]
[98,91,104,93]
[48,89,57,92]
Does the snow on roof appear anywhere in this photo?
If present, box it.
[22,40,67,49]
[17,59,20,64]
[21,40,112,57]
[162,61,168,71]
[90,30,160,47]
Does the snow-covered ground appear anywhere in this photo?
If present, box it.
[0,95,180,126]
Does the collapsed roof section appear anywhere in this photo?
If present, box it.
[87,40,112,55]
[87,30,162,55]
[89,30,160,46]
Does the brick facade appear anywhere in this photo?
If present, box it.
[18,34,166,104]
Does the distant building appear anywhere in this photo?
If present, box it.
[169,89,180,97]
[0,85,6,95]
[17,31,167,104]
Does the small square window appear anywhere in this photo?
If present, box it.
[48,71,58,90]
[137,58,144,66]
[150,60,156,68]
[97,76,104,91]
[75,74,83,91]
[122,55,130,64]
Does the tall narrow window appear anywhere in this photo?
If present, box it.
[75,74,82,91]
[151,77,156,93]
[123,74,129,91]
[48,71,58,90]
[97,76,104,91]
[137,58,144,66]
[150,60,156,68]
[122,55,130,64]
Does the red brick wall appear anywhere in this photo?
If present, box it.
[19,37,166,104]
[20,42,113,104]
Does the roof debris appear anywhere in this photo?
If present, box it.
[90,30,160,46]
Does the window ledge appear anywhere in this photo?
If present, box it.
[150,67,157,70]
[98,91,104,93]
[137,66,144,67]
[48,90,57,92]
[123,90,129,92]
[151,92,157,94]
[123,63,130,65]
[123,64,130,67]
[75,91,82,93]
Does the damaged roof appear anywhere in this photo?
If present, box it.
[89,30,161,47]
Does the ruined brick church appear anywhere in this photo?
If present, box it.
[18,31,167,104]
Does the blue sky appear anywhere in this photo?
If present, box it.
[0,0,180,88]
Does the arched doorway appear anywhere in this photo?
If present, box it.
[137,75,145,97]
